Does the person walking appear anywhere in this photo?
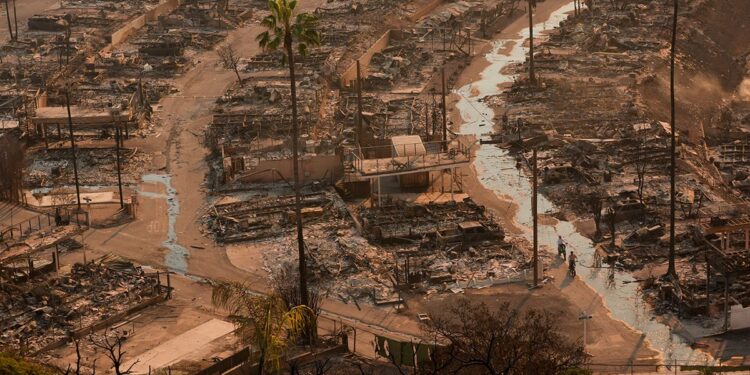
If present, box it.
[557,235,567,260]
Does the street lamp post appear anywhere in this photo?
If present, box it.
[579,311,593,352]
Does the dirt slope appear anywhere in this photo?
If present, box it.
[638,0,750,143]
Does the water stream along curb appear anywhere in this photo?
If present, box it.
[455,1,711,364]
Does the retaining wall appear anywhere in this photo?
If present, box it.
[108,0,182,48]
[339,30,393,89]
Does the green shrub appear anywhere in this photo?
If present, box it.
[0,352,55,375]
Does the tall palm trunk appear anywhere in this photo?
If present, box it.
[667,0,678,278]
[284,32,309,307]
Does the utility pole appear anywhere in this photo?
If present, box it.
[4,0,14,41]
[65,89,82,211]
[667,0,678,278]
[355,60,363,146]
[424,103,429,138]
[532,148,539,288]
[441,67,447,150]
[12,0,17,40]
[527,0,536,85]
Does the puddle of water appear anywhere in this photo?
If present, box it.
[455,2,712,364]
[141,174,189,274]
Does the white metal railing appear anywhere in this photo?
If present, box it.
[348,139,471,175]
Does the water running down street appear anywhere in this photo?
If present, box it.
[455,2,712,364]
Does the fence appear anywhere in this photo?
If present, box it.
[0,208,88,241]
[586,361,750,374]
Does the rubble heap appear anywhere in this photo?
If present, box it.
[208,190,341,243]
[0,257,162,353]
[26,147,152,189]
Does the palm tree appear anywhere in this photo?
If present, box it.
[527,0,536,85]
[666,0,678,279]
[212,283,314,374]
[256,0,320,307]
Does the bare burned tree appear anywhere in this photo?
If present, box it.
[74,339,82,375]
[416,298,587,375]
[217,45,244,87]
[0,135,25,202]
[289,356,333,375]
[88,329,138,375]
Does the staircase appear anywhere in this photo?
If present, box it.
[334,179,353,200]
[334,158,358,199]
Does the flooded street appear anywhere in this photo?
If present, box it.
[455,2,711,364]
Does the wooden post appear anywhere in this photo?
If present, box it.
[442,27,446,51]
[723,275,730,331]
[54,244,59,272]
[424,101,429,138]
[166,271,172,299]
[532,148,539,288]
[377,177,381,208]
[441,67,447,151]
[356,60,364,146]
[27,256,33,281]
[43,124,49,149]
[728,232,732,250]
[451,168,455,201]
[706,257,710,315]
[115,126,124,208]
